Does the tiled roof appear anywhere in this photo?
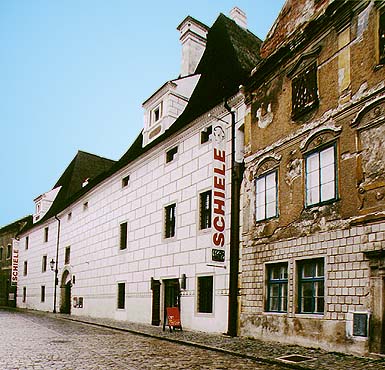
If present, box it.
[0,215,32,235]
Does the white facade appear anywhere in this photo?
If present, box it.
[17,93,246,333]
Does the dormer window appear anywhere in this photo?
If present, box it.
[36,202,41,214]
[151,102,163,126]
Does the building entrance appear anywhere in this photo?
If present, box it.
[162,278,180,330]
[60,270,71,314]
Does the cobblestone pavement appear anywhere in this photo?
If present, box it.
[2,309,385,369]
[0,309,286,370]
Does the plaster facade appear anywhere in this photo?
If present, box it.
[241,0,385,356]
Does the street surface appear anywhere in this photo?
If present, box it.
[0,310,285,369]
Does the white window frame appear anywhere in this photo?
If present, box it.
[255,170,278,221]
[305,144,337,207]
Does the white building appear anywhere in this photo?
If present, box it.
[16,9,262,334]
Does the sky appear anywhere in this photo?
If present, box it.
[0,0,285,227]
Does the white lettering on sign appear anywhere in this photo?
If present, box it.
[211,121,226,264]
[11,239,19,286]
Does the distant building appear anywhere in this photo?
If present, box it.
[240,0,385,356]
[16,9,262,334]
[0,215,31,307]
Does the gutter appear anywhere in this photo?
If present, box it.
[224,100,244,337]
[53,215,60,313]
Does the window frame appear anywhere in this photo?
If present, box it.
[166,146,178,164]
[201,125,212,144]
[379,5,385,65]
[0,246,3,260]
[25,236,29,250]
[22,287,27,303]
[305,143,338,208]
[44,227,49,243]
[23,261,28,276]
[199,190,212,230]
[65,246,71,265]
[291,61,319,119]
[6,244,11,259]
[164,203,176,239]
[122,175,130,188]
[150,102,163,126]
[197,275,214,314]
[41,285,46,303]
[119,222,128,250]
[42,255,47,273]
[297,258,325,315]
[266,262,288,313]
[255,169,278,222]
[117,282,126,310]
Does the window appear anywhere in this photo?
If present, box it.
[200,190,212,229]
[25,236,29,250]
[67,212,72,221]
[266,263,288,312]
[380,7,385,64]
[256,171,278,221]
[0,247,3,260]
[6,244,11,259]
[201,125,212,144]
[197,276,213,313]
[44,227,49,242]
[83,201,89,211]
[166,146,178,163]
[120,222,128,250]
[65,246,71,265]
[122,175,130,188]
[23,261,28,276]
[298,258,324,314]
[305,145,336,206]
[23,287,26,303]
[151,103,162,125]
[42,255,47,272]
[165,204,176,238]
[117,282,125,309]
[41,286,45,303]
[292,62,318,118]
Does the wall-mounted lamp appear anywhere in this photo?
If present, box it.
[50,258,55,271]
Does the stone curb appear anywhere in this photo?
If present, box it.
[59,315,313,370]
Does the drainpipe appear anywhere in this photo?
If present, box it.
[53,215,60,313]
[224,100,244,337]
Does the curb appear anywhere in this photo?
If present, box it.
[59,315,312,370]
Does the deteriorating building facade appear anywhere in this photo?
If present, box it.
[241,0,385,355]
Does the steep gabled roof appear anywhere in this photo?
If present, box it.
[37,151,116,223]
[115,13,262,170]
[0,215,32,235]
[20,13,262,233]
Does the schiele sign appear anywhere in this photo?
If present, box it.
[11,239,19,286]
[212,120,226,264]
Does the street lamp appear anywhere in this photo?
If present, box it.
[50,257,59,313]
[50,258,55,271]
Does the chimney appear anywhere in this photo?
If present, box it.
[229,7,247,29]
[177,16,209,77]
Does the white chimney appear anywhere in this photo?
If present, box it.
[230,7,247,29]
[177,16,209,77]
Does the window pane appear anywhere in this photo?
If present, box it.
[266,187,276,204]
[256,178,265,193]
[307,186,319,205]
[321,163,334,184]
[266,172,276,189]
[256,191,266,206]
[256,206,265,221]
[307,153,319,172]
[302,264,314,278]
[321,182,335,201]
[266,201,276,218]
[320,146,334,167]
[307,170,319,189]
[198,276,213,313]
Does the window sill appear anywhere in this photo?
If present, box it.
[305,197,339,209]
[263,311,288,315]
[294,313,325,319]
[374,63,384,72]
[195,312,215,318]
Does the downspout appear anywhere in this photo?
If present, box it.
[224,100,244,337]
[53,215,60,313]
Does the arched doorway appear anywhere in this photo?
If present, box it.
[60,270,72,314]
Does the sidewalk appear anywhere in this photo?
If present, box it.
[50,312,385,370]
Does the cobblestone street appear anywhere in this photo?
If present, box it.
[2,309,385,370]
[0,310,284,370]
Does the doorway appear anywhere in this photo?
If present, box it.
[60,270,71,314]
[162,278,180,330]
[151,279,161,326]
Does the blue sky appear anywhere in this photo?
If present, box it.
[0,0,285,227]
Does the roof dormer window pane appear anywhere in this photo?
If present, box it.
[151,102,162,126]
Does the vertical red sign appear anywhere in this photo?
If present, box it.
[11,239,19,286]
[211,120,226,264]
